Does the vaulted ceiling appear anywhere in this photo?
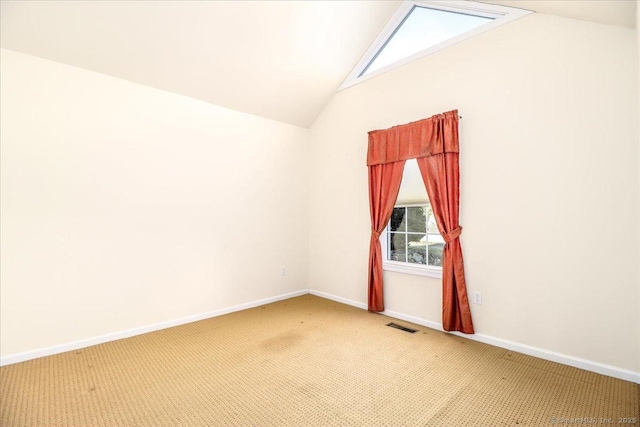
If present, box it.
[1,1,636,128]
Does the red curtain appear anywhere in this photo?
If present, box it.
[417,153,473,334]
[367,161,405,312]
[367,110,474,334]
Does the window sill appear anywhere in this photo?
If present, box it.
[383,261,442,279]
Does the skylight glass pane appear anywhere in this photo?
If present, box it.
[361,6,494,76]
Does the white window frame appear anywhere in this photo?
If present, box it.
[381,203,443,279]
[338,0,532,91]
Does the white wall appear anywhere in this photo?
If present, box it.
[309,13,640,374]
[0,49,310,358]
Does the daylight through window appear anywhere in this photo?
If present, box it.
[388,204,444,267]
[339,1,532,90]
[381,159,444,277]
[361,6,493,77]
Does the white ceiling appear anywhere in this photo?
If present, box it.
[0,0,400,127]
[479,1,636,29]
[0,1,636,128]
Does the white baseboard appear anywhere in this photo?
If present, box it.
[3,288,639,384]
[310,289,640,384]
[308,289,368,310]
[0,289,308,367]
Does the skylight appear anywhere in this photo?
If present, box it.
[339,1,532,90]
[361,6,493,76]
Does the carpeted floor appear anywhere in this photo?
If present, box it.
[1,294,638,426]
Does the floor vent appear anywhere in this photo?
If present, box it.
[386,322,418,334]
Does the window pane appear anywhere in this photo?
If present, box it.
[362,6,493,76]
[389,207,406,232]
[396,159,428,205]
[427,234,445,267]
[389,232,406,262]
[406,206,427,233]
[407,233,427,264]
[428,233,445,244]
[427,208,439,234]
[428,244,443,267]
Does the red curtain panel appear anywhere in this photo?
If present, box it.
[367,110,474,334]
[367,160,406,312]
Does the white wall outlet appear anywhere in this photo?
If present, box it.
[281,266,286,277]
[473,291,482,305]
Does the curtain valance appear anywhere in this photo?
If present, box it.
[367,110,459,166]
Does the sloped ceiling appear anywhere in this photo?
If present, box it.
[0,0,400,127]
[0,1,635,128]
[479,1,636,29]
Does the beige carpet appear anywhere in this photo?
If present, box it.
[1,294,638,426]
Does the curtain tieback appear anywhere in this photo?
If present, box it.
[371,228,383,239]
[443,226,462,244]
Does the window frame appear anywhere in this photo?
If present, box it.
[380,202,443,279]
[338,0,532,91]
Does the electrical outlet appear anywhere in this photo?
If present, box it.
[473,291,482,305]
[281,266,286,277]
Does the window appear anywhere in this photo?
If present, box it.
[381,159,443,278]
[388,203,444,264]
[339,0,532,90]
[361,6,492,77]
